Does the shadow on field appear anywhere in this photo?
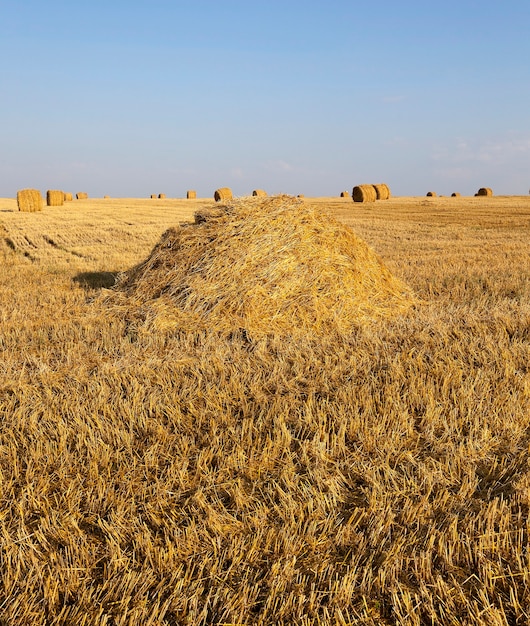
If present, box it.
[73,271,120,290]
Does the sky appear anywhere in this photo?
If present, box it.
[1,0,529,198]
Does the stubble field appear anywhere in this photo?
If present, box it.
[1,193,530,625]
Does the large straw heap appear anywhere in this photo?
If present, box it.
[16,189,43,212]
[46,190,64,206]
[111,195,415,338]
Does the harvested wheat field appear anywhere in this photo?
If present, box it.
[1,193,530,625]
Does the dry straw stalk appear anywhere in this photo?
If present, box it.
[353,185,377,203]
[16,188,43,212]
[46,190,64,206]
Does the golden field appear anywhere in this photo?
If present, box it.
[1,193,530,625]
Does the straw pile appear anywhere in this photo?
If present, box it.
[340,191,350,197]
[16,189,43,212]
[64,192,73,202]
[76,192,88,199]
[46,190,64,206]
[158,193,166,199]
[373,184,390,200]
[477,187,493,196]
[252,189,267,197]
[451,192,461,197]
[187,190,197,199]
[214,187,232,202]
[352,185,376,203]
[426,191,437,197]
[111,195,415,338]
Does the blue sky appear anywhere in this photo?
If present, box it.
[1,0,529,198]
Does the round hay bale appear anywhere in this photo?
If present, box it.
[340,191,350,198]
[451,192,461,197]
[17,189,43,212]
[150,194,157,199]
[297,194,305,198]
[477,187,493,197]
[426,191,437,197]
[111,194,416,338]
[373,184,390,200]
[158,193,166,199]
[104,195,110,199]
[352,185,377,203]
[214,187,233,202]
[187,190,197,199]
[252,189,267,197]
[63,192,73,202]
[46,190,64,206]
[76,192,88,200]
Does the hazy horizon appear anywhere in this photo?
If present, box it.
[2,0,529,199]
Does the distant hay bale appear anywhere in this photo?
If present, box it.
[46,190,64,206]
[426,191,437,197]
[76,192,88,200]
[111,194,416,338]
[373,184,390,200]
[252,189,267,197]
[187,190,197,199]
[104,195,110,199]
[64,192,73,202]
[158,193,166,199]
[451,192,461,197]
[17,189,43,212]
[352,185,376,203]
[214,187,233,202]
[477,187,493,197]
[150,194,157,199]
[297,194,305,198]
[340,191,350,197]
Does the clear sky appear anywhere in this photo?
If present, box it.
[1,0,529,198]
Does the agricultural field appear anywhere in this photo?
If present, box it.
[1,193,530,625]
